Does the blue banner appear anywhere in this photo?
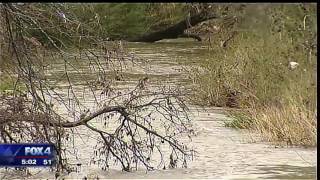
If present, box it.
[0,144,56,167]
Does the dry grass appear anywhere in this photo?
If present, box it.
[249,98,317,147]
[189,4,317,147]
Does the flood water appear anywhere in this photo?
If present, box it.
[0,40,317,179]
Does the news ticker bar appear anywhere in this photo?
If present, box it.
[0,144,56,167]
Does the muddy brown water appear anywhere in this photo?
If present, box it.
[0,40,316,179]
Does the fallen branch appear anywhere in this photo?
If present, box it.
[128,11,217,42]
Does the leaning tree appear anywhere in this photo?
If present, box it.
[0,3,194,175]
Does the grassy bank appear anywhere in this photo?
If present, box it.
[189,4,317,147]
[0,72,26,94]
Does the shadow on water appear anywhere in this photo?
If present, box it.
[253,165,316,179]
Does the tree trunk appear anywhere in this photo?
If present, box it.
[128,12,217,43]
[179,33,202,41]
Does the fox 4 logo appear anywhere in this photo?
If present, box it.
[25,146,51,156]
